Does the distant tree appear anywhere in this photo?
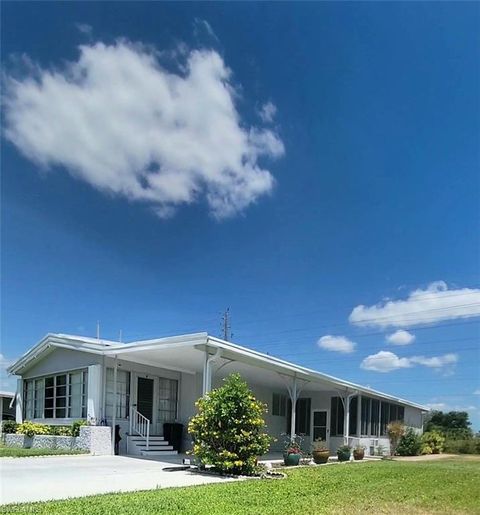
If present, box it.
[425,411,473,439]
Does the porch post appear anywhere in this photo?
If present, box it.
[111,356,118,455]
[344,394,350,446]
[290,376,297,441]
[357,393,362,438]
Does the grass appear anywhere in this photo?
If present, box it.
[2,457,480,514]
[0,445,86,458]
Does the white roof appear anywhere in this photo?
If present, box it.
[0,391,15,398]
[7,332,429,411]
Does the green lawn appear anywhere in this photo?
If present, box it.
[0,445,86,458]
[2,458,480,514]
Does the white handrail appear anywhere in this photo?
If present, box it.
[130,406,150,450]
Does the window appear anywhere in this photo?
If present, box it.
[361,397,370,436]
[349,396,358,436]
[330,397,344,436]
[370,399,380,436]
[287,398,311,436]
[158,377,178,424]
[23,370,87,419]
[272,393,287,417]
[380,401,390,436]
[106,368,130,419]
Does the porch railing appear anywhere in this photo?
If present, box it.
[129,406,150,450]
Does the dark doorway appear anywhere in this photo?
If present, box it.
[137,377,154,421]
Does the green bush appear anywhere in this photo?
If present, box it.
[188,373,271,476]
[421,431,445,455]
[444,437,480,454]
[16,421,50,438]
[1,420,18,434]
[47,425,72,436]
[396,428,422,456]
[71,420,88,437]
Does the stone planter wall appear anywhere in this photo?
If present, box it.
[2,426,112,455]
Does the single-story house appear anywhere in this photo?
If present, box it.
[7,332,428,457]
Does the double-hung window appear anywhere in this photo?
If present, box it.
[272,393,287,417]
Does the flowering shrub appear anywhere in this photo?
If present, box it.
[421,431,445,455]
[188,373,271,475]
[387,421,405,455]
[16,421,50,438]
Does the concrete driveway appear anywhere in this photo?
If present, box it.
[0,455,238,505]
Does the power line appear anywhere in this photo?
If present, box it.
[241,318,480,349]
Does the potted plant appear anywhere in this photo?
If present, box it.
[283,435,303,466]
[353,445,365,460]
[337,444,351,462]
[312,438,330,464]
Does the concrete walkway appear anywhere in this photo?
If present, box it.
[0,455,239,505]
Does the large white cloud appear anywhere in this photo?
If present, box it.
[317,335,356,354]
[350,281,480,328]
[386,329,415,346]
[360,350,458,373]
[3,40,284,219]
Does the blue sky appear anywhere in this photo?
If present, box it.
[1,2,479,428]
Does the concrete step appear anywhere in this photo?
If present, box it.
[135,444,174,450]
[141,449,178,456]
[128,436,165,441]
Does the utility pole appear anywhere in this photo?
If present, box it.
[221,308,232,341]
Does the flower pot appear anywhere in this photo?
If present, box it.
[312,449,330,464]
[337,448,351,462]
[353,449,364,461]
[283,452,302,466]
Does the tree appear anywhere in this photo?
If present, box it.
[425,411,473,439]
[188,373,271,475]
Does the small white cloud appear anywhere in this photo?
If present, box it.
[193,18,219,42]
[360,351,412,373]
[409,353,458,368]
[386,329,415,346]
[360,351,459,374]
[3,40,284,219]
[349,281,480,328]
[425,402,447,411]
[76,23,93,36]
[425,401,477,412]
[259,101,277,123]
[474,389,480,395]
[317,335,356,354]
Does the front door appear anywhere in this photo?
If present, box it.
[312,409,329,446]
[137,377,154,422]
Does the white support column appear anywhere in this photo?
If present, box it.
[111,356,118,455]
[87,364,103,424]
[15,378,23,423]
[290,377,297,441]
[344,395,350,446]
[357,393,362,438]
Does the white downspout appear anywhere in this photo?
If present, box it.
[203,347,222,395]
[343,391,357,447]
